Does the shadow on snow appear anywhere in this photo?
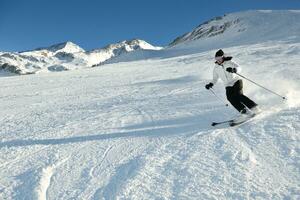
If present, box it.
[0,114,217,149]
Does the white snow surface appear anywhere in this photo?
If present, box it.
[1,40,300,199]
[1,10,300,200]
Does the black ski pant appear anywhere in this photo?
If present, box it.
[226,80,257,112]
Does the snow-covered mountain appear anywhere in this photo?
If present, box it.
[87,39,162,67]
[0,39,161,74]
[169,10,300,51]
[24,41,85,55]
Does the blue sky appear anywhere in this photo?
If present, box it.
[1,0,300,52]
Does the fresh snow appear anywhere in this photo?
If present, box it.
[1,10,300,200]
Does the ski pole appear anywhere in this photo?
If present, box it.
[235,72,287,100]
[209,88,229,107]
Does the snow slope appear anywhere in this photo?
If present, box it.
[1,39,300,199]
[170,10,300,49]
[1,10,300,200]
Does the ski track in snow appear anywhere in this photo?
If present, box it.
[36,165,54,200]
[35,158,68,200]
[1,41,300,199]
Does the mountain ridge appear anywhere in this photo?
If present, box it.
[0,39,162,74]
[169,10,300,47]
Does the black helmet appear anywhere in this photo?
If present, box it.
[215,49,224,57]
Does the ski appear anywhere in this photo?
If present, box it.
[212,113,258,127]
[229,118,250,126]
[229,113,256,127]
[211,119,234,126]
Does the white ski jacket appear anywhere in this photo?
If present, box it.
[211,58,241,87]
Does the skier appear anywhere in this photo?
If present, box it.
[205,49,259,118]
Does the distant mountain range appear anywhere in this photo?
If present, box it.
[1,10,300,75]
[0,39,162,74]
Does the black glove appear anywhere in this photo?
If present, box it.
[226,67,237,73]
[205,82,213,90]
